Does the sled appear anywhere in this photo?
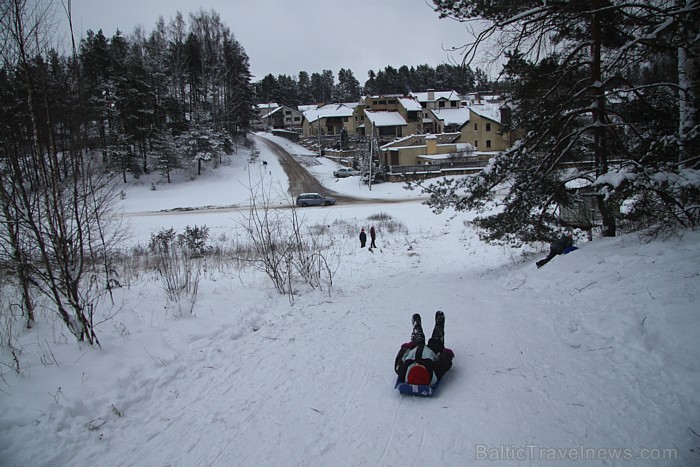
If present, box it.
[395,377,440,397]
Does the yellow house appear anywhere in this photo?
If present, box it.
[355,95,422,136]
[302,104,357,136]
[378,133,462,166]
[259,105,304,131]
[410,90,462,133]
[429,107,470,133]
[459,103,512,152]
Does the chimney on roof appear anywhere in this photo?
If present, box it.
[500,105,511,126]
[425,134,437,155]
[428,89,435,101]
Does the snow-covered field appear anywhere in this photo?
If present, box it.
[1,133,699,466]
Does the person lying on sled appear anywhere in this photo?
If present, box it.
[394,311,454,386]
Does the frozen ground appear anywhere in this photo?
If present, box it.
[1,133,698,466]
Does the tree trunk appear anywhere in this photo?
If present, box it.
[591,6,616,237]
[677,0,699,167]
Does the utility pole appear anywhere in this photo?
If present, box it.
[368,124,375,191]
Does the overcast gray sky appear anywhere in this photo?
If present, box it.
[60,0,479,83]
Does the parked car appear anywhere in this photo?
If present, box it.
[295,193,336,207]
[333,167,360,178]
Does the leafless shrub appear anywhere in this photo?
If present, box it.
[238,181,339,301]
[0,293,27,376]
[367,212,392,222]
[148,227,205,315]
[366,212,408,236]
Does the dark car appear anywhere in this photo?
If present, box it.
[295,193,336,207]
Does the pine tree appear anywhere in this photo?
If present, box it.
[337,68,361,102]
[297,71,314,104]
[423,0,700,241]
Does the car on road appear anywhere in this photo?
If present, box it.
[295,193,336,207]
[333,167,360,178]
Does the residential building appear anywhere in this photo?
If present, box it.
[459,103,512,152]
[258,105,304,131]
[410,90,462,133]
[302,104,357,136]
[355,95,422,138]
[378,133,464,167]
[429,107,471,133]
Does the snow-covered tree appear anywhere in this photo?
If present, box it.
[421,0,700,243]
[0,0,124,343]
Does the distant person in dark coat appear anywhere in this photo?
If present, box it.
[536,233,575,268]
[359,228,367,248]
[369,226,377,249]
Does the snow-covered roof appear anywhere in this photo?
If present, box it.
[298,104,317,112]
[462,93,505,106]
[410,90,460,103]
[380,133,461,150]
[303,104,355,123]
[260,107,283,120]
[430,107,470,126]
[417,154,452,161]
[399,97,422,112]
[467,103,503,123]
[363,94,404,101]
[364,111,407,127]
[256,102,279,110]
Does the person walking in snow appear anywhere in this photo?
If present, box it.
[359,228,367,248]
[369,226,377,249]
[395,311,454,386]
[536,232,575,268]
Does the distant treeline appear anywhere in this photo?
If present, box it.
[254,63,503,107]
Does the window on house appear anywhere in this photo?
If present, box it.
[294,117,300,122]
[439,101,445,107]
[486,140,492,148]
[474,123,478,131]
[474,141,478,147]
[285,110,291,115]
[486,123,491,131]
[343,117,348,122]
[451,101,457,107]
[378,100,386,105]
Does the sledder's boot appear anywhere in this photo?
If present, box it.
[431,310,445,342]
[411,313,425,344]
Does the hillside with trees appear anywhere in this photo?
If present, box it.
[1,0,698,348]
[0,4,255,341]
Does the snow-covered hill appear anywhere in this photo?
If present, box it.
[1,134,698,466]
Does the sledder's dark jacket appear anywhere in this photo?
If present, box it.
[394,342,439,386]
[550,234,573,255]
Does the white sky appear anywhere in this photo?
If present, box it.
[58,0,481,82]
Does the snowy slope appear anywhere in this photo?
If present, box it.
[1,133,698,466]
